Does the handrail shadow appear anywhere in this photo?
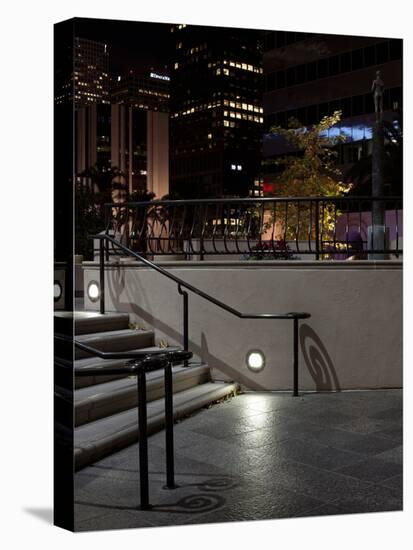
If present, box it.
[299,323,341,391]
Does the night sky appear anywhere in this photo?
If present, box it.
[74,17,173,75]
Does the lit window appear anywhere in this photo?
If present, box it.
[207,133,212,139]
[242,63,247,70]
[231,164,237,170]
[224,120,230,127]
[248,64,253,71]
[174,62,179,69]
[216,68,221,75]
[223,68,229,75]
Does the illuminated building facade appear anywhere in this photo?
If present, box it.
[73,37,110,106]
[170,24,264,198]
[262,31,402,193]
[55,37,110,106]
[112,71,170,111]
[111,70,170,196]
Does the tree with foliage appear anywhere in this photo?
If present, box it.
[264,111,352,240]
[75,164,126,258]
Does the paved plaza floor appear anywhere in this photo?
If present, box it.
[74,390,402,531]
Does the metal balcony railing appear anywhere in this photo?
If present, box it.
[102,196,402,260]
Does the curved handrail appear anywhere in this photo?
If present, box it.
[94,234,311,321]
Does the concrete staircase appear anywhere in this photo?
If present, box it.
[54,311,238,470]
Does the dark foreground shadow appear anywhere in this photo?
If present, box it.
[300,324,341,391]
[23,507,53,524]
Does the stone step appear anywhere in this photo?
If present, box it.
[71,329,155,360]
[55,328,155,361]
[55,311,131,335]
[74,346,179,388]
[73,381,239,470]
[75,362,210,426]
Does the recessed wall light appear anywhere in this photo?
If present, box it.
[87,281,100,302]
[246,350,265,372]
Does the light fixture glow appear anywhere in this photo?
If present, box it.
[54,281,62,302]
[87,281,100,302]
[246,350,265,372]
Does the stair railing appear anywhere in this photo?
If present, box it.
[55,333,191,509]
[93,233,311,396]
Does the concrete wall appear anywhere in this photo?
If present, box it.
[83,260,402,391]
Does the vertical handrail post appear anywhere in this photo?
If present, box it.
[293,317,299,397]
[178,285,189,367]
[164,361,177,489]
[99,238,105,314]
[137,368,150,509]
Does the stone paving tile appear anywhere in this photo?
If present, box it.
[244,457,379,504]
[75,509,154,532]
[370,407,403,422]
[373,425,403,443]
[300,410,357,427]
[334,416,401,435]
[295,501,345,518]
[374,445,403,465]
[182,488,324,525]
[324,483,402,514]
[303,426,400,456]
[252,437,364,472]
[335,456,402,483]
[379,474,403,491]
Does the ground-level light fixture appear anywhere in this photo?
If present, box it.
[87,280,100,302]
[246,350,265,372]
[54,280,63,302]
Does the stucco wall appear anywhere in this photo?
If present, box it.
[82,260,402,391]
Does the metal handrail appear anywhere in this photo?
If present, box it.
[95,234,310,321]
[93,233,311,396]
[55,331,192,509]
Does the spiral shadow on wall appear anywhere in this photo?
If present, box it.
[300,323,341,391]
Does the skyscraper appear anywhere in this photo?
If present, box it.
[55,37,110,106]
[170,24,264,198]
[111,69,170,196]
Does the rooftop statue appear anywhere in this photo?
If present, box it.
[371,70,384,121]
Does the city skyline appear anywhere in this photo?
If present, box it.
[56,18,402,199]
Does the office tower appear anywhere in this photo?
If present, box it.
[170,24,264,198]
